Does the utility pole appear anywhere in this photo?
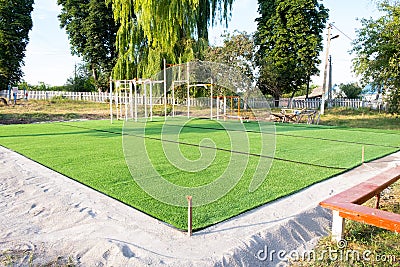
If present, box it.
[74,63,77,91]
[321,24,331,115]
[321,24,339,115]
[328,55,332,103]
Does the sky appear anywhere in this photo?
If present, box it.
[22,0,381,86]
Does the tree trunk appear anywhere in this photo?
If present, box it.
[289,90,296,108]
[274,95,280,108]
[306,74,311,99]
[91,63,101,92]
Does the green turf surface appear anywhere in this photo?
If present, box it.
[0,119,399,230]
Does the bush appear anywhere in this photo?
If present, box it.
[340,83,363,99]
[387,88,400,114]
[152,104,172,116]
[50,95,76,104]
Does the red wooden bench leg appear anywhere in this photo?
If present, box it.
[375,194,381,209]
[332,210,345,242]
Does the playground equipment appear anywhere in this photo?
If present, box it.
[109,61,271,123]
[110,78,166,123]
[215,95,244,121]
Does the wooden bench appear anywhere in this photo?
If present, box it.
[296,109,320,124]
[271,108,303,123]
[271,108,320,124]
[320,166,400,242]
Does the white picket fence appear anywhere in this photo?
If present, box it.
[0,90,386,110]
[275,98,386,110]
[0,90,110,102]
[271,98,322,109]
[331,98,386,110]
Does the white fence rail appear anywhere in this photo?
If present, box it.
[0,90,386,110]
[274,98,386,110]
[0,90,110,102]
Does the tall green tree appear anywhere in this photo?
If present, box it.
[65,62,96,92]
[0,0,34,89]
[109,0,234,79]
[339,82,362,99]
[352,0,400,113]
[58,0,119,91]
[255,0,328,102]
[205,31,256,83]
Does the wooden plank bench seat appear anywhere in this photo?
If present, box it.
[320,166,400,242]
[271,108,302,123]
[270,108,320,124]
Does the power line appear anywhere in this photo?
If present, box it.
[331,24,353,42]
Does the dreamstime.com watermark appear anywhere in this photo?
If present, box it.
[255,239,397,266]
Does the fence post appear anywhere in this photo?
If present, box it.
[187,196,193,237]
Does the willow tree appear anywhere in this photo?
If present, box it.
[109,0,234,79]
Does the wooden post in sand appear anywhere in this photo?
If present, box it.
[362,146,365,164]
[187,196,192,236]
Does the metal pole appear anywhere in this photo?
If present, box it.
[238,97,241,117]
[125,87,128,121]
[321,24,332,115]
[129,81,134,120]
[116,87,119,120]
[172,81,175,117]
[164,59,167,120]
[119,88,122,119]
[230,97,232,116]
[224,96,227,120]
[216,96,219,120]
[144,82,148,119]
[187,62,190,118]
[134,81,138,122]
[306,71,311,100]
[210,81,213,119]
[150,81,153,121]
[109,78,113,124]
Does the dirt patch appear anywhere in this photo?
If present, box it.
[0,100,110,124]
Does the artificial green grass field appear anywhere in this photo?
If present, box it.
[1,119,399,230]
